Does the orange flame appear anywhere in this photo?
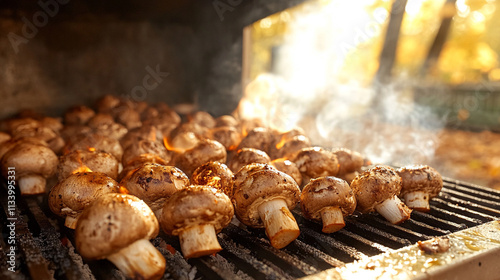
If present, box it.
[88,147,96,152]
[275,136,287,150]
[71,165,93,174]
[119,186,129,194]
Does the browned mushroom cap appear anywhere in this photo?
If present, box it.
[187,111,216,128]
[114,106,142,130]
[233,163,277,189]
[165,122,208,152]
[57,149,119,181]
[75,193,165,280]
[120,125,160,150]
[59,125,92,143]
[228,148,271,173]
[66,134,123,162]
[215,115,239,128]
[49,172,120,228]
[332,148,364,177]
[122,139,171,167]
[397,165,443,212]
[64,105,96,125]
[160,185,234,258]
[351,165,411,224]
[39,117,63,133]
[191,162,234,198]
[269,135,311,160]
[1,117,39,134]
[92,122,128,141]
[290,147,339,183]
[232,169,300,248]
[95,95,122,113]
[1,141,58,195]
[87,113,115,128]
[0,132,11,145]
[0,137,48,161]
[120,163,189,217]
[239,118,265,136]
[300,177,356,233]
[209,126,242,151]
[173,138,227,176]
[271,159,303,187]
[237,127,273,152]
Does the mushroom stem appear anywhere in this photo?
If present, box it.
[374,195,412,224]
[18,175,46,195]
[403,191,430,212]
[320,206,345,233]
[179,224,222,259]
[64,215,80,229]
[257,198,300,249]
[107,239,165,280]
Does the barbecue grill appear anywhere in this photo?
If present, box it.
[2,177,499,279]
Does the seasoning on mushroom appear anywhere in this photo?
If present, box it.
[228,148,271,173]
[160,185,234,259]
[351,165,412,224]
[300,176,356,233]
[232,168,301,249]
[49,172,120,228]
[75,193,165,280]
[191,161,234,198]
[397,165,443,212]
[57,149,119,181]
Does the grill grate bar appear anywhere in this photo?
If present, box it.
[400,219,450,236]
[410,211,466,231]
[427,207,483,227]
[286,239,345,269]
[344,219,412,249]
[439,194,500,216]
[443,178,500,199]
[197,253,252,280]
[441,188,500,208]
[430,198,498,222]
[356,215,432,243]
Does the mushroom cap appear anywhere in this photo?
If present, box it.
[120,163,189,212]
[57,149,119,181]
[1,142,58,179]
[270,135,311,159]
[232,169,300,227]
[87,113,115,128]
[160,185,234,235]
[12,125,58,143]
[66,134,123,161]
[237,127,273,153]
[115,107,142,130]
[233,163,277,189]
[351,166,402,213]
[64,105,96,125]
[187,111,216,128]
[332,148,364,176]
[191,162,234,198]
[120,125,160,150]
[397,165,443,198]
[271,159,303,186]
[40,117,63,133]
[173,138,227,176]
[300,176,356,220]
[49,172,120,219]
[209,126,241,151]
[0,132,11,145]
[122,139,171,167]
[92,122,128,141]
[96,95,121,113]
[75,193,159,259]
[0,137,48,160]
[228,148,271,173]
[290,147,339,178]
[215,115,239,128]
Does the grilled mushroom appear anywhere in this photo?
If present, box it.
[121,139,171,167]
[187,111,216,128]
[1,141,58,195]
[57,149,119,181]
[300,177,356,233]
[120,163,189,217]
[75,193,165,280]
[332,148,364,183]
[49,172,120,228]
[351,166,412,224]
[290,147,339,184]
[270,135,311,160]
[64,105,95,125]
[397,165,443,212]
[160,185,234,259]
[215,115,239,128]
[237,127,273,152]
[228,148,271,173]
[209,126,241,151]
[232,169,301,249]
[191,161,234,198]
[0,132,11,145]
[172,138,227,176]
[65,134,123,162]
[271,158,302,186]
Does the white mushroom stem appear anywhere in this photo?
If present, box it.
[403,191,430,212]
[179,224,222,259]
[18,175,46,195]
[107,239,165,280]
[374,195,412,224]
[258,198,300,249]
[64,215,80,229]
[320,206,345,233]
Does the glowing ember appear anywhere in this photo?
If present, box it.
[71,165,92,174]
[87,147,96,152]
[119,186,129,194]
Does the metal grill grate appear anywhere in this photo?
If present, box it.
[1,178,500,280]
